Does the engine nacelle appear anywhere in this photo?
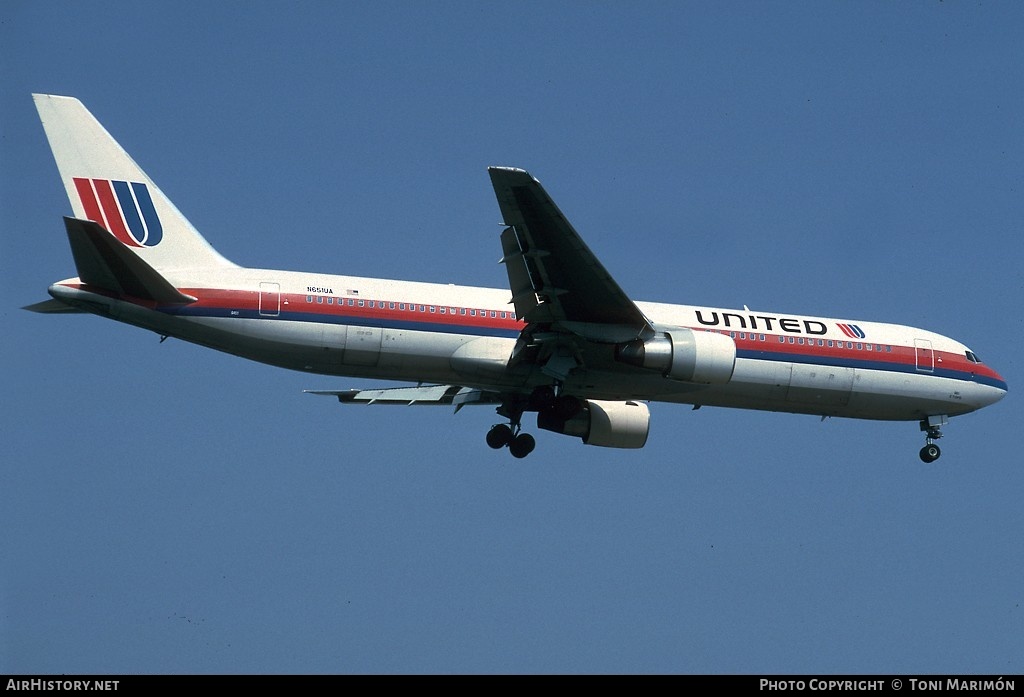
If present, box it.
[537,399,650,449]
[616,328,736,384]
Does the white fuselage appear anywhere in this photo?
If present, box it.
[49,266,1008,423]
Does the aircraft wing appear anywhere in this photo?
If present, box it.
[306,385,503,411]
[488,167,653,344]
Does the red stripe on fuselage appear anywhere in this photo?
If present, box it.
[726,330,1002,383]
[745,333,934,375]
[179,288,523,332]
[168,287,1003,385]
[285,292,520,331]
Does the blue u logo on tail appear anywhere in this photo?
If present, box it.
[112,181,162,246]
[73,178,163,247]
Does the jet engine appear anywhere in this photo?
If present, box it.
[616,329,736,384]
[537,399,650,449]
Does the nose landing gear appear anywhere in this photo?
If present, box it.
[920,442,941,463]
[919,415,948,463]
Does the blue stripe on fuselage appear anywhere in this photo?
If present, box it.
[159,304,1006,391]
[162,304,523,340]
[737,347,1007,391]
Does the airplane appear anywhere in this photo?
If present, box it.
[26,94,1007,462]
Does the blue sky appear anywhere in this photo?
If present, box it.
[2,1,1021,674]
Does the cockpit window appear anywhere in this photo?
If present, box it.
[965,351,982,364]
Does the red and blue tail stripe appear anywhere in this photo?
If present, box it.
[73,177,163,247]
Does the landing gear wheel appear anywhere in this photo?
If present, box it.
[920,443,941,463]
[509,433,536,459]
[486,424,513,449]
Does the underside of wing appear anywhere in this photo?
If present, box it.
[306,385,503,410]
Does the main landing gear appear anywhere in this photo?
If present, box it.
[486,385,579,459]
[487,395,536,458]
[486,423,536,459]
[486,391,536,458]
[919,415,948,463]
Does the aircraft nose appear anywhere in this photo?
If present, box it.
[977,368,1008,408]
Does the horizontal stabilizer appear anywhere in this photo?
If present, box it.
[23,298,86,313]
[306,385,502,409]
[63,217,196,305]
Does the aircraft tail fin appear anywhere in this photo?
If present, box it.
[33,94,236,273]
